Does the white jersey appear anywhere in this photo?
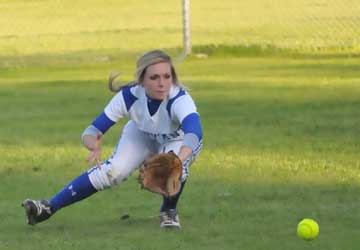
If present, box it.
[104,84,198,140]
[86,84,202,190]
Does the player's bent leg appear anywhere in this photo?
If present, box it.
[159,182,186,229]
[161,181,186,212]
[158,139,203,228]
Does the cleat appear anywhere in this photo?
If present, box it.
[160,209,181,229]
[21,199,53,225]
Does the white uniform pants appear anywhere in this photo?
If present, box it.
[88,121,202,191]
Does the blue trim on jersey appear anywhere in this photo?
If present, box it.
[166,89,186,117]
[92,112,115,134]
[122,86,138,111]
[181,113,203,140]
[146,94,162,116]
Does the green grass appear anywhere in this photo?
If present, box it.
[1,53,360,249]
[1,0,360,249]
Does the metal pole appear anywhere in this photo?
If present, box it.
[182,0,191,55]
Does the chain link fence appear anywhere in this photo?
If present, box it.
[0,0,359,61]
[191,0,360,53]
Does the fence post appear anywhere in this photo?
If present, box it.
[182,0,191,55]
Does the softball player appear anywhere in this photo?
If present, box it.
[22,50,203,229]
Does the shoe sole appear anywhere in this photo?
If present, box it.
[162,226,181,230]
[160,223,181,229]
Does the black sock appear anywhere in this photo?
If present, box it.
[160,181,186,212]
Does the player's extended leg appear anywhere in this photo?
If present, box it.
[158,139,202,228]
[22,170,96,225]
[22,121,155,225]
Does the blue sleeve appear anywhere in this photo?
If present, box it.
[181,113,203,140]
[91,112,116,134]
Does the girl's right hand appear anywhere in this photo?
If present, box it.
[86,133,103,167]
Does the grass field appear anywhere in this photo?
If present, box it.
[1,54,360,250]
[1,0,360,250]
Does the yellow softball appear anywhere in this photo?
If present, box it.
[297,218,319,240]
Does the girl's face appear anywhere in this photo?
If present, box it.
[142,62,173,100]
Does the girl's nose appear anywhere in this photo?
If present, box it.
[158,77,165,87]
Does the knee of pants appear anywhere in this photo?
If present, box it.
[87,161,130,191]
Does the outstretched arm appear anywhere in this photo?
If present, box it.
[82,88,130,165]
[179,112,203,162]
[170,92,203,162]
[82,111,116,165]
[177,145,193,163]
[83,133,103,166]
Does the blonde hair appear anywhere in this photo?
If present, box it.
[109,50,180,92]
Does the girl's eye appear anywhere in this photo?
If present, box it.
[164,74,171,79]
[150,75,158,80]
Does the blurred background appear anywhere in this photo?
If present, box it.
[1,0,359,68]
